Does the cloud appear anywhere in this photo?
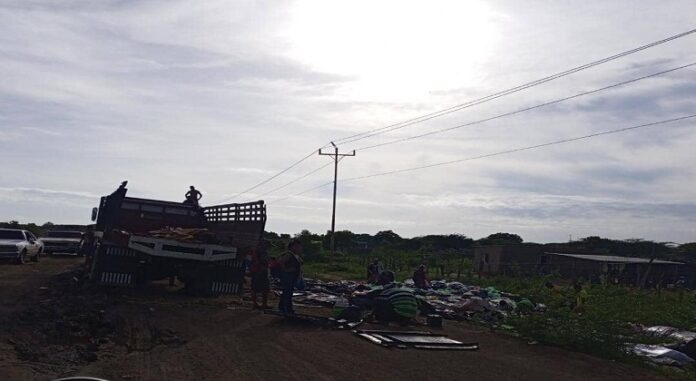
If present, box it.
[1,0,696,243]
[0,187,99,203]
[226,167,276,175]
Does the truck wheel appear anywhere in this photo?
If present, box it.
[16,250,27,265]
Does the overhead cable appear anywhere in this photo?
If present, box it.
[353,62,696,151]
[269,114,696,204]
[333,28,696,146]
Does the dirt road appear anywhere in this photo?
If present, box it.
[0,257,668,381]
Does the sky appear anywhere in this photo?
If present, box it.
[1,0,695,243]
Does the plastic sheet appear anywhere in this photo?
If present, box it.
[643,325,696,345]
[630,344,695,367]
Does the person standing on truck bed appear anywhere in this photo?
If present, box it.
[111,181,128,197]
[277,239,303,315]
[184,185,203,206]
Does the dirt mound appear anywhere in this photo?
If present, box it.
[3,267,186,376]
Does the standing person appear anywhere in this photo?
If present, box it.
[80,226,96,269]
[376,270,395,286]
[544,281,566,308]
[269,256,282,280]
[184,186,203,206]
[676,276,687,302]
[572,283,588,314]
[367,258,381,283]
[277,239,303,315]
[250,240,271,309]
[412,264,431,289]
[111,181,128,197]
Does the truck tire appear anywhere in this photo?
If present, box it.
[16,250,27,265]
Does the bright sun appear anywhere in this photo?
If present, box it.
[287,0,500,102]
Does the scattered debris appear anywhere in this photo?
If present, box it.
[642,325,696,345]
[353,329,479,351]
[296,279,538,323]
[629,344,695,367]
[263,309,363,330]
[264,309,324,323]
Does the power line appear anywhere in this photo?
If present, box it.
[265,156,350,204]
[215,27,696,203]
[236,59,694,205]
[266,181,334,205]
[344,114,696,181]
[352,61,696,151]
[269,114,696,204]
[256,161,333,199]
[255,153,348,202]
[212,150,318,204]
[332,28,696,146]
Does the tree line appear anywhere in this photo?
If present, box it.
[264,229,696,263]
[4,220,694,264]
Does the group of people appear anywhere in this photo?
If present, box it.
[362,260,433,324]
[246,250,423,325]
[246,239,304,314]
[366,260,432,289]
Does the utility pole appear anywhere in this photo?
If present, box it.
[319,142,355,262]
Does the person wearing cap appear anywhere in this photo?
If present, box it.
[184,186,203,206]
[277,239,304,314]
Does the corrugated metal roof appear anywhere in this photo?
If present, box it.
[545,252,683,265]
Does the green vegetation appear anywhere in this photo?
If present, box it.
[0,221,56,236]
[476,275,696,354]
[263,228,696,377]
[306,256,696,375]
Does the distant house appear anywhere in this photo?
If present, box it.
[474,244,545,276]
[346,240,372,255]
[475,245,689,286]
[541,252,685,285]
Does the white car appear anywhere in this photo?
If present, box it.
[0,228,43,264]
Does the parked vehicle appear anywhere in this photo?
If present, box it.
[0,228,42,264]
[89,183,266,295]
[40,231,83,255]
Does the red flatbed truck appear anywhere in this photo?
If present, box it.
[89,183,266,295]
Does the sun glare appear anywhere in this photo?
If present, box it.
[287,0,500,102]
